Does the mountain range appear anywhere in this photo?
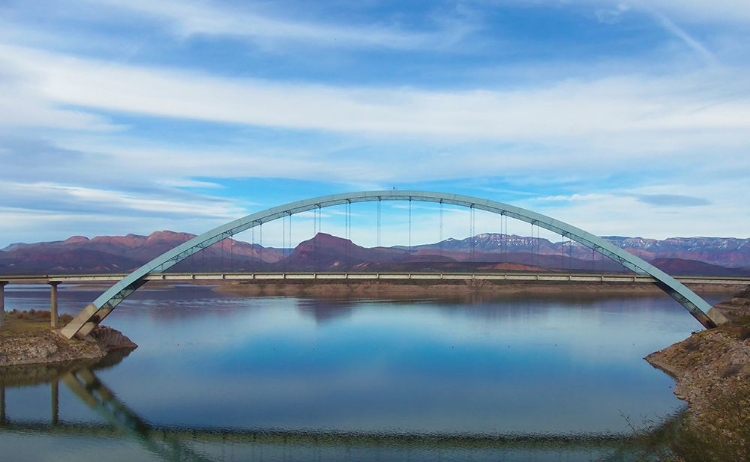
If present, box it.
[1,231,749,276]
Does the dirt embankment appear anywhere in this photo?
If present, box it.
[0,317,137,369]
[646,329,750,415]
[645,286,750,457]
[215,278,742,298]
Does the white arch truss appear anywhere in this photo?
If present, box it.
[61,191,722,339]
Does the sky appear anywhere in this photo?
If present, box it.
[1,0,748,248]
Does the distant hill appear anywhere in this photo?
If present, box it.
[0,231,285,275]
[647,258,747,277]
[603,236,750,268]
[414,234,750,269]
[1,231,749,277]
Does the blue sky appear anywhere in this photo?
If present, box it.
[1,0,748,248]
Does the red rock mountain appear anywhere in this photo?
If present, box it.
[0,231,284,274]
[1,231,748,276]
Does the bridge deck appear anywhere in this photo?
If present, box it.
[1,272,748,285]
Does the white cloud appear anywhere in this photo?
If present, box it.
[0,82,118,131]
[594,3,631,24]
[81,0,452,50]
[526,179,750,239]
[2,44,748,146]
[0,181,244,219]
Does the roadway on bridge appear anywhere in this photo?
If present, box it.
[2,271,749,285]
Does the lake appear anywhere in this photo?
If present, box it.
[0,285,726,461]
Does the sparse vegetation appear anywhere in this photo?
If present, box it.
[724,314,750,341]
[2,309,74,334]
[638,286,750,461]
[633,383,750,462]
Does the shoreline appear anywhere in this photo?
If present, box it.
[643,286,750,458]
[0,317,137,370]
[213,279,742,298]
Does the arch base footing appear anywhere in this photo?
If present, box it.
[707,307,730,327]
[60,303,98,340]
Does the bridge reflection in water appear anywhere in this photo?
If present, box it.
[0,362,679,462]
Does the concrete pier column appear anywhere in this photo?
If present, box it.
[49,282,60,328]
[1,385,5,425]
[0,281,7,327]
[51,380,59,425]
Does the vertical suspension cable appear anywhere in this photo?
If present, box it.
[348,201,352,267]
[500,213,505,263]
[289,212,293,272]
[470,205,475,263]
[315,205,323,271]
[377,198,381,248]
[500,211,508,262]
[506,214,509,262]
[316,206,321,271]
[439,200,443,257]
[408,198,412,254]
[538,225,541,268]
[531,221,535,268]
[592,247,596,273]
[251,224,256,272]
[561,233,565,271]
[569,235,573,272]
[282,214,287,272]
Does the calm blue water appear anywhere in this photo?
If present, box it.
[0,285,726,461]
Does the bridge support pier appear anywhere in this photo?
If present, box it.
[0,385,5,425]
[0,281,7,327]
[49,282,60,328]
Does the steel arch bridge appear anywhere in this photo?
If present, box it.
[61,190,724,339]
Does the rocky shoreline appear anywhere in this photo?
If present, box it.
[214,278,742,298]
[646,329,750,417]
[0,324,137,368]
[644,286,750,458]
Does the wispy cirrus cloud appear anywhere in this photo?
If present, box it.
[539,0,750,25]
[0,71,118,131]
[526,183,746,239]
[76,0,468,51]
[0,181,243,219]
[637,194,711,207]
[641,7,719,66]
[2,44,749,144]
[632,0,750,24]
